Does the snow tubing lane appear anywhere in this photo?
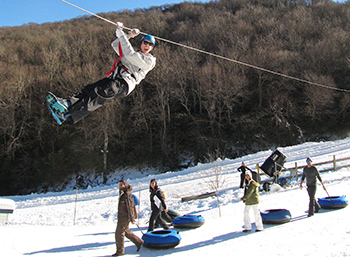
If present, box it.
[260,209,292,224]
[318,196,349,209]
[172,215,205,229]
[142,230,181,249]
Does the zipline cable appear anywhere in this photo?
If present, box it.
[59,0,350,93]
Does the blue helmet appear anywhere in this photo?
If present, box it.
[141,34,156,46]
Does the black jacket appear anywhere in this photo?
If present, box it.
[301,166,322,187]
[237,165,252,173]
[150,187,167,211]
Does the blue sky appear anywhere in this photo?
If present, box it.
[0,0,210,27]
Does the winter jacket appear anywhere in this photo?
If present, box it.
[118,185,137,223]
[237,165,252,173]
[241,179,260,205]
[301,166,322,187]
[111,30,156,95]
[150,187,167,211]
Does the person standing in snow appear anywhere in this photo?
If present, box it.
[240,173,264,232]
[147,179,169,232]
[52,22,156,124]
[300,157,326,217]
[237,162,252,188]
[113,179,143,256]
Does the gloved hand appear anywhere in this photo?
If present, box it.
[116,22,123,29]
[128,28,140,39]
[115,22,124,38]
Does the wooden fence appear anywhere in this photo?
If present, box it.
[181,154,350,202]
[257,154,350,183]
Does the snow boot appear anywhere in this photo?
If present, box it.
[46,92,69,114]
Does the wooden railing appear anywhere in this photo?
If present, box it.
[257,154,350,183]
[181,154,350,202]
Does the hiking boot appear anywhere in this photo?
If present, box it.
[111,253,124,256]
[315,205,320,213]
[136,240,144,252]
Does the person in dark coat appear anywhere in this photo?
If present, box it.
[113,180,143,256]
[237,162,252,188]
[300,157,326,217]
[147,179,169,232]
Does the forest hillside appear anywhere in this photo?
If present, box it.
[1,0,350,195]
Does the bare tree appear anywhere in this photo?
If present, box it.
[197,151,226,217]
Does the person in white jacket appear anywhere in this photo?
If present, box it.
[52,22,156,124]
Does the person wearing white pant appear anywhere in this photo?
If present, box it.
[241,173,264,232]
[243,204,263,231]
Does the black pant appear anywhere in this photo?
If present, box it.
[307,185,320,215]
[239,172,245,188]
[68,77,128,123]
[147,208,169,231]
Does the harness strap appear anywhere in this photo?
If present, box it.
[106,41,133,78]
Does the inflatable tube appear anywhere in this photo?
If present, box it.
[142,230,181,249]
[161,208,182,223]
[263,182,271,192]
[260,209,292,224]
[172,215,205,229]
[278,177,288,187]
[318,196,348,209]
[132,194,139,206]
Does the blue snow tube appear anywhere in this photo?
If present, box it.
[132,194,139,206]
[279,177,288,187]
[318,196,348,209]
[172,215,205,229]
[260,209,292,224]
[142,230,181,249]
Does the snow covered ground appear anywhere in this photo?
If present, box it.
[1,137,350,257]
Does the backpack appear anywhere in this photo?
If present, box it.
[157,188,166,200]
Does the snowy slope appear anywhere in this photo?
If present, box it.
[1,137,350,257]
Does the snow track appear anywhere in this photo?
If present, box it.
[1,137,350,256]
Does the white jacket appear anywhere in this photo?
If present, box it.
[111,30,156,95]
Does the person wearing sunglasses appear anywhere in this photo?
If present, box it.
[300,157,326,217]
[49,22,156,124]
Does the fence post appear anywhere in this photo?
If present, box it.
[333,155,337,171]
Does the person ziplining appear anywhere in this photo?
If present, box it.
[46,22,156,125]
[47,0,350,125]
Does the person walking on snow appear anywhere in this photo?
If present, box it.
[113,179,143,256]
[147,179,169,232]
[300,157,326,217]
[240,173,263,232]
[237,162,252,189]
[52,22,156,124]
